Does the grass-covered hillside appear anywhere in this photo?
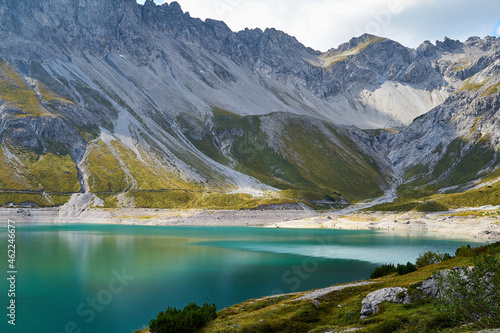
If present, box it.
[180,108,390,203]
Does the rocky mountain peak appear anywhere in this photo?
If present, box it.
[416,40,437,58]
[332,33,385,53]
[435,36,463,51]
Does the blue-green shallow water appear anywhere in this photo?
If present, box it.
[0,224,489,333]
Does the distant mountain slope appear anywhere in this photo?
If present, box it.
[381,51,500,210]
[0,0,499,209]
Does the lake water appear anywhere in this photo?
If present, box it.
[0,224,488,333]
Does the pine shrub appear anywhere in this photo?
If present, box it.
[149,302,217,333]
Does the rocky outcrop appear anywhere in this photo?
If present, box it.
[2,115,87,160]
[360,266,478,318]
[417,273,442,298]
[360,287,410,318]
[417,267,474,298]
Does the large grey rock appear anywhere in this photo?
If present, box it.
[418,274,442,298]
[360,287,410,318]
[417,267,474,298]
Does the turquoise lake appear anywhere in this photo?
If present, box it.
[0,224,489,333]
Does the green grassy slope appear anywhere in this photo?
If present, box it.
[181,108,389,203]
[200,248,499,333]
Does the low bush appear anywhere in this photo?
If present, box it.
[416,250,452,268]
[455,244,474,257]
[455,243,499,258]
[371,261,417,276]
[149,302,217,333]
[438,253,500,327]
[485,241,500,253]
[370,263,397,279]
[396,262,417,275]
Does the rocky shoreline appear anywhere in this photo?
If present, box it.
[271,208,500,240]
[0,206,319,227]
[1,203,499,240]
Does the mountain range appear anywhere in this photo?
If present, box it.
[1,0,499,211]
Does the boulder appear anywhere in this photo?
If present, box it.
[360,287,410,318]
[417,267,473,298]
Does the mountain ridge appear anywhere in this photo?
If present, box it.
[0,0,499,210]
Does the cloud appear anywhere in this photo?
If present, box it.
[145,0,499,51]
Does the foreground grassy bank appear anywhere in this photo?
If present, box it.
[200,260,488,332]
[138,243,500,333]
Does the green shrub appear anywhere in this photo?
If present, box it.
[472,245,488,256]
[416,250,452,268]
[396,262,417,275]
[455,244,474,257]
[370,263,397,279]
[438,253,500,327]
[485,241,500,254]
[442,253,453,261]
[149,302,217,333]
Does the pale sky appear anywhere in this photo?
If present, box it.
[138,0,500,51]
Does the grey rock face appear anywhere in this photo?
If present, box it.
[0,0,145,57]
[0,0,485,103]
[436,37,463,52]
[388,68,500,183]
[2,115,87,161]
[360,287,410,318]
[360,267,482,319]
